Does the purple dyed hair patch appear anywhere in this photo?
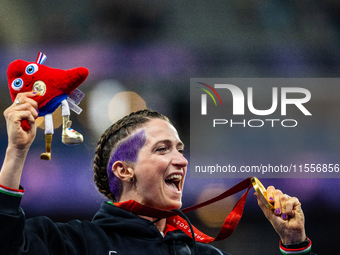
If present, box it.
[107,129,146,201]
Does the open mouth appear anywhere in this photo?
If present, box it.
[165,174,182,192]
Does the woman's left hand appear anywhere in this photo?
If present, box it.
[255,186,306,245]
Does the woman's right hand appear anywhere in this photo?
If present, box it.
[0,92,39,189]
[3,92,39,153]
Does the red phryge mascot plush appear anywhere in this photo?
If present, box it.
[7,52,89,160]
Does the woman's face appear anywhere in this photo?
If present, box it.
[132,118,188,211]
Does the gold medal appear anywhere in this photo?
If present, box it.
[251,177,274,210]
[33,80,46,96]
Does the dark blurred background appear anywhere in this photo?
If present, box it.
[1,1,340,254]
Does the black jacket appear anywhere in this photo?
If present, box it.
[0,191,229,255]
[0,190,314,255]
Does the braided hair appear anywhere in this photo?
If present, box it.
[93,109,170,201]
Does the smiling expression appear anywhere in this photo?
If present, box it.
[130,118,188,211]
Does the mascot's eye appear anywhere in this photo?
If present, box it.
[25,63,39,75]
[11,78,24,91]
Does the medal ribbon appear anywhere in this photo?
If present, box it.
[114,177,252,243]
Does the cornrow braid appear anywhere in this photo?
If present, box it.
[93,109,170,201]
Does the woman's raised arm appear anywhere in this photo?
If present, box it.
[0,92,39,189]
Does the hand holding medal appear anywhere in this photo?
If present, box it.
[252,177,307,245]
